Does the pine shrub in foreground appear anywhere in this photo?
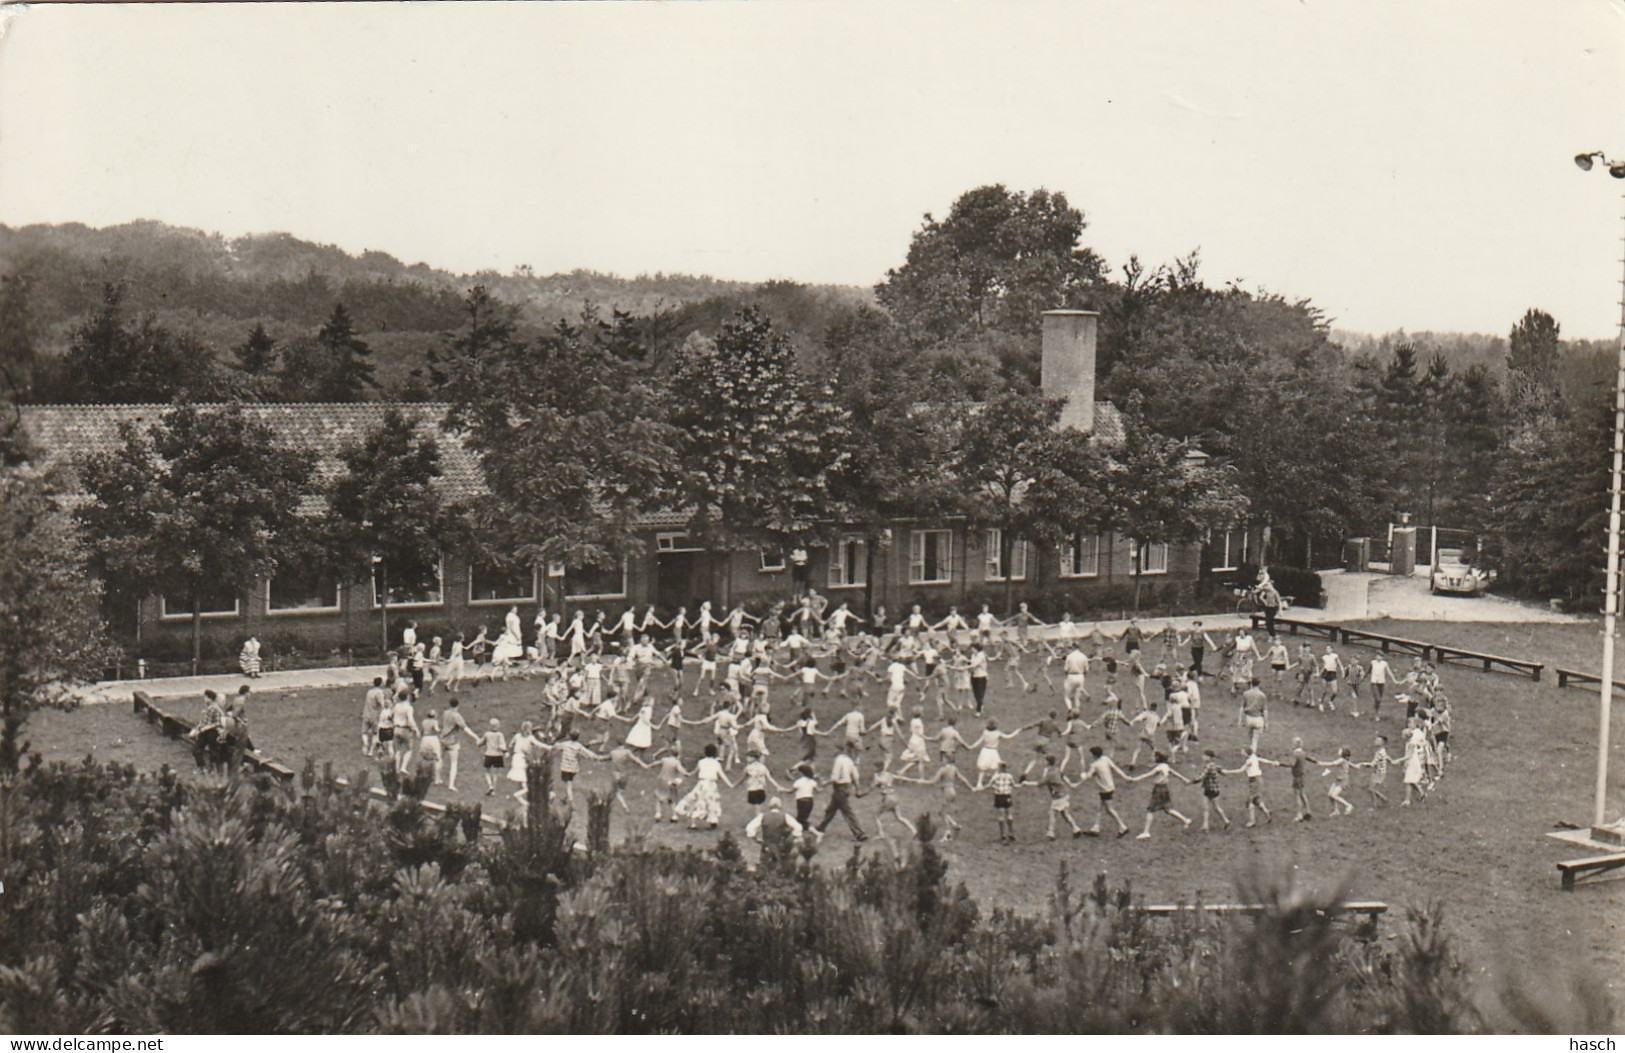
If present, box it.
[0,756,1606,1034]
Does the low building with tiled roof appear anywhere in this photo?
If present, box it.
[20,311,1230,670]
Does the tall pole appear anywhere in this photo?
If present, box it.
[1596,189,1625,828]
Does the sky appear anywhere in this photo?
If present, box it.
[1,1,1624,338]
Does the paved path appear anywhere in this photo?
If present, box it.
[80,611,1260,704]
[1339,570,1582,625]
[78,575,1580,705]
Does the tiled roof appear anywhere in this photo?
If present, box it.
[1091,401,1126,446]
[21,399,1129,527]
[20,403,487,506]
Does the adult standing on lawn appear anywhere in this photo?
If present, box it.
[967,642,991,715]
[1239,678,1269,753]
[816,746,868,842]
[1182,621,1216,679]
[1256,568,1283,637]
[441,695,477,791]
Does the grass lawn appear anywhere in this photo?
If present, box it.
[28,617,1625,1019]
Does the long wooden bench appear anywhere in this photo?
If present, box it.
[133,690,293,782]
[1556,668,1625,691]
[1557,853,1625,891]
[1139,901,1388,929]
[1432,644,1543,681]
[131,691,508,831]
[1336,626,1434,659]
[1249,615,1341,642]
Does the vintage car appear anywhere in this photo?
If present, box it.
[1430,548,1494,596]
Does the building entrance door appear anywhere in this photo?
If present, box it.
[656,551,704,613]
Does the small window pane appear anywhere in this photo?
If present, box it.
[469,562,537,603]
[269,569,340,612]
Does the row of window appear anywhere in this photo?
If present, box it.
[158,533,1175,619]
[158,562,628,620]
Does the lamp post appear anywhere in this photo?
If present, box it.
[1574,150,1625,829]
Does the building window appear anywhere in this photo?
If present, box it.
[985,529,1028,581]
[656,532,703,553]
[267,569,341,614]
[759,547,786,573]
[1214,529,1246,573]
[468,561,538,605]
[372,559,445,608]
[565,559,628,600]
[159,586,242,621]
[1059,534,1100,579]
[909,529,953,585]
[1138,541,1170,576]
[828,537,867,588]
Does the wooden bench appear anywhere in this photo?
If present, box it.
[131,690,508,831]
[1336,626,1433,659]
[1557,853,1625,891]
[1556,668,1625,691]
[1432,644,1543,681]
[1139,901,1388,928]
[1250,615,1340,642]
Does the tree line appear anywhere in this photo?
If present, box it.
[6,185,1617,614]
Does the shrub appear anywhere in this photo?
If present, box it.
[0,758,1515,1034]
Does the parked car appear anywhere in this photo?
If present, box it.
[1430,548,1494,596]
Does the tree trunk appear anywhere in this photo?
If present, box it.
[1304,535,1314,571]
[1002,531,1015,617]
[379,567,390,659]
[863,535,878,621]
[1131,539,1144,611]
[191,590,202,676]
[1260,525,1274,569]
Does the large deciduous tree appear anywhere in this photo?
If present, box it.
[951,389,1109,613]
[667,307,848,601]
[1095,413,1249,608]
[0,416,116,787]
[434,287,680,591]
[876,185,1107,343]
[820,307,960,613]
[323,407,451,655]
[75,403,314,674]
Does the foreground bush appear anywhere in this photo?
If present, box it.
[0,757,1596,1033]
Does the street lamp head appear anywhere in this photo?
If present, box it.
[1610,163,1625,180]
[1577,152,1597,171]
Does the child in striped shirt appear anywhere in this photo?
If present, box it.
[982,762,1018,844]
[1196,748,1232,831]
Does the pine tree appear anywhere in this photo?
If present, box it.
[58,284,227,403]
[1506,308,1562,422]
[234,322,279,376]
[0,273,40,402]
[314,303,376,400]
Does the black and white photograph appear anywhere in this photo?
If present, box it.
[0,0,1623,1038]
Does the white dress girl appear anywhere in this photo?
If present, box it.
[676,753,729,827]
[626,702,655,751]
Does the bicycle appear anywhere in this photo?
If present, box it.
[1232,584,1294,618]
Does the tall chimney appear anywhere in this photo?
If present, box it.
[1041,309,1098,433]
